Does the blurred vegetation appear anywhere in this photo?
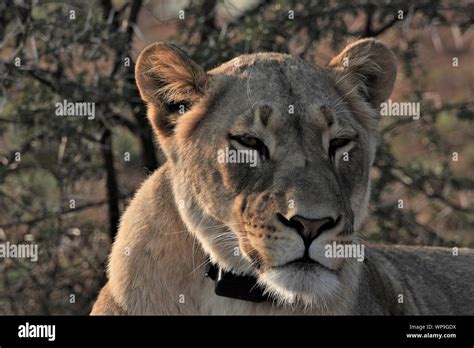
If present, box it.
[0,0,473,314]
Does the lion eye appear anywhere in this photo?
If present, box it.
[329,138,352,158]
[229,134,270,160]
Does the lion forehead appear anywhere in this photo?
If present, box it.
[201,55,350,134]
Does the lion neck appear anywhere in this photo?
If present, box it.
[111,162,384,314]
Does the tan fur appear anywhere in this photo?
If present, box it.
[91,39,474,315]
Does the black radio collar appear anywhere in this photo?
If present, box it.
[205,261,269,303]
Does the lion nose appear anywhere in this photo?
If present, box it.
[278,214,337,246]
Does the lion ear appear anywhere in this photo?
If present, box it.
[328,38,397,107]
[135,42,207,137]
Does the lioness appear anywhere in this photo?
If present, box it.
[91,39,474,315]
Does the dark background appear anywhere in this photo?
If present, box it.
[0,0,473,314]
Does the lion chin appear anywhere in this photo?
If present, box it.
[257,263,343,309]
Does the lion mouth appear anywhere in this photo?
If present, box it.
[288,255,317,265]
[276,255,339,274]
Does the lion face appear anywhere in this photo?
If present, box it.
[135,40,397,309]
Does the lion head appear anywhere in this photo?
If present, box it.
[135,39,397,310]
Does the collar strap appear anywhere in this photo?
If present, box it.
[205,261,269,303]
